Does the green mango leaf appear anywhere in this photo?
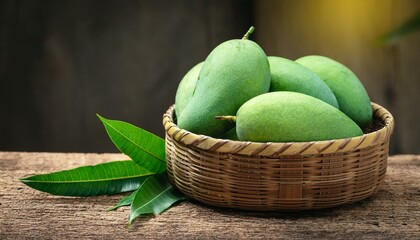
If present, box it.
[129,174,186,224]
[20,160,153,196]
[108,189,138,211]
[378,12,420,44]
[97,115,166,174]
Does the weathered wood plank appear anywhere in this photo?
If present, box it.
[0,152,419,239]
[0,0,251,153]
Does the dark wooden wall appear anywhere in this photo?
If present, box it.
[1,0,419,154]
[0,0,251,152]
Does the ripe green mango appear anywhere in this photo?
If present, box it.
[177,28,271,137]
[295,55,372,128]
[268,56,339,108]
[229,92,363,142]
[175,62,203,118]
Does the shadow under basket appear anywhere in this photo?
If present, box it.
[163,102,394,211]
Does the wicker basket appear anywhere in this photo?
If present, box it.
[163,102,394,211]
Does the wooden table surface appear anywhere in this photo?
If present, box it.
[0,152,419,239]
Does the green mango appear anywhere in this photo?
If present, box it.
[268,56,339,108]
[177,28,271,137]
[219,127,239,140]
[295,55,372,128]
[175,62,203,118]
[228,92,363,142]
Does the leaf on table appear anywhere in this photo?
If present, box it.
[108,189,139,211]
[129,174,186,224]
[97,115,166,174]
[20,160,153,197]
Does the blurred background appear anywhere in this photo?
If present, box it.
[1,0,419,154]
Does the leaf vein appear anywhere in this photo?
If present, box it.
[103,120,164,162]
[132,186,172,216]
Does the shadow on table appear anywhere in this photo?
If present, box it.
[186,189,389,220]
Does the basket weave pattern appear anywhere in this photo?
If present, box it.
[163,103,394,210]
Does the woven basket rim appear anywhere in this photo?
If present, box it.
[163,102,394,155]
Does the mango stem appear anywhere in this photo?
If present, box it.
[215,116,237,122]
[242,26,255,40]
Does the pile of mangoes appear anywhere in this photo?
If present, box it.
[174,27,372,142]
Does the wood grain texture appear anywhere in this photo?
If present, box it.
[0,152,419,239]
[0,0,251,153]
